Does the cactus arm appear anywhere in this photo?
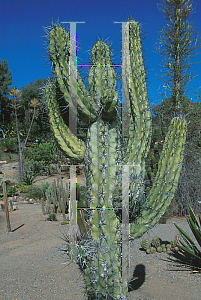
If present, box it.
[49,25,97,122]
[122,21,152,209]
[130,117,187,238]
[46,82,85,161]
[122,21,151,164]
[88,41,117,105]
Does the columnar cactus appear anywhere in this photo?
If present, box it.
[44,20,187,299]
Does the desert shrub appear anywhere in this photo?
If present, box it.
[47,212,57,221]
[0,136,17,152]
[23,138,69,176]
[6,185,17,197]
[173,157,201,216]
[15,182,32,193]
[23,159,55,176]
[25,186,43,200]
[23,138,67,164]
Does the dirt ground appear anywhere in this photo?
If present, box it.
[0,161,201,299]
[1,204,200,300]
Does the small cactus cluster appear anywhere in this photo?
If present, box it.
[141,234,182,254]
[41,178,69,223]
[47,212,57,221]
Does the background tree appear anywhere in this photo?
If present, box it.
[18,78,51,142]
[10,87,40,181]
[156,0,200,115]
[0,60,13,134]
[149,0,201,216]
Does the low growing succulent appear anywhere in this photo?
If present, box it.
[141,239,150,250]
[157,246,162,253]
[150,247,156,254]
[146,248,151,254]
[151,237,161,248]
[170,239,177,248]
[141,237,180,254]
[47,212,57,221]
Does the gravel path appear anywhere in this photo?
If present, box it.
[0,204,200,300]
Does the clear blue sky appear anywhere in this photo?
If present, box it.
[0,0,200,107]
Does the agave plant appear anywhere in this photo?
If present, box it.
[22,170,36,185]
[44,19,187,299]
[174,205,201,266]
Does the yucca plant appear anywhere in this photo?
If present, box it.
[174,205,201,267]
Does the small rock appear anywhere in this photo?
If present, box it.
[0,161,7,164]
[23,201,29,204]
[12,205,19,210]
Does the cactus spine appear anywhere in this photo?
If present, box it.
[45,20,187,299]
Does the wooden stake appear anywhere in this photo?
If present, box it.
[3,182,11,232]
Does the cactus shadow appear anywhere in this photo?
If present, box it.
[128,264,145,292]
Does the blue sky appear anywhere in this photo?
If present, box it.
[0,0,201,108]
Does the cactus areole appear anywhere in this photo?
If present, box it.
[45,20,187,299]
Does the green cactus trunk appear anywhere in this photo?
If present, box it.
[81,120,127,298]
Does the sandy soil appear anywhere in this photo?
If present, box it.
[1,204,200,300]
[0,161,200,299]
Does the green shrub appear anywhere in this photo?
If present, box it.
[23,159,55,176]
[1,203,5,211]
[23,138,67,164]
[6,186,17,197]
[47,212,57,221]
[0,137,17,152]
[15,182,32,193]
[25,186,43,200]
